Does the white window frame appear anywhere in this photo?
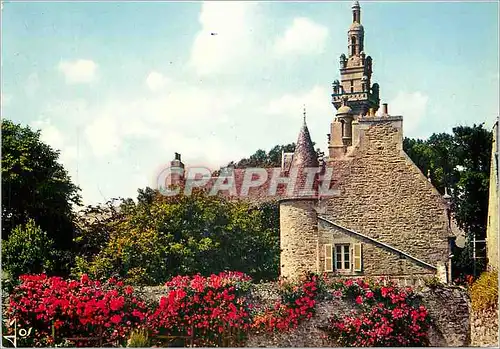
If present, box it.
[334,244,351,272]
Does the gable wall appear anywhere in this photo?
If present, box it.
[318,222,434,279]
[322,121,451,270]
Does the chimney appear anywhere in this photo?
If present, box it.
[168,153,185,187]
[382,103,388,116]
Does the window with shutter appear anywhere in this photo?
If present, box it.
[334,244,351,271]
[325,244,333,272]
[353,243,362,272]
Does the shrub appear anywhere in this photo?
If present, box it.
[2,219,56,283]
[470,270,498,312]
[252,272,320,332]
[423,276,444,289]
[127,328,150,347]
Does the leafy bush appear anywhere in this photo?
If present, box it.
[73,191,280,285]
[423,276,444,289]
[2,219,56,282]
[470,270,498,312]
[127,328,150,347]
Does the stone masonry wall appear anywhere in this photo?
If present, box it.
[280,200,319,279]
[137,283,471,347]
[322,121,451,273]
[246,283,471,347]
[471,307,499,347]
[318,222,434,278]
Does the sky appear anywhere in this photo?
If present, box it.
[1,0,499,207]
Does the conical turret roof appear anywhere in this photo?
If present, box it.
[291,119,319,169]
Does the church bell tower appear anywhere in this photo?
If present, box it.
[328,1,384,160]
[331,1,380,118]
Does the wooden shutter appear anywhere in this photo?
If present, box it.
[324,244,333,272]
[353,243,362,272]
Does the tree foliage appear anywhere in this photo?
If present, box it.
[226,143,323,169]
[72,189,279,285]
[1,119,81,253]
[2,219,56,282]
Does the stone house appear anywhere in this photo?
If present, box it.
[164,1,460,284]
[280,1,458,284]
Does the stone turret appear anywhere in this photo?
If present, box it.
[280,111,320,279]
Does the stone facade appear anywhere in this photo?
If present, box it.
[317,120,453,281]
[486,120,498,271]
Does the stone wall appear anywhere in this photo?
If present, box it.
[471,307,499,347]
[317,220,434,278]
[138,282,471,347]
[280,200,319,279]
[321,121,452,277]
[247,283,471,347]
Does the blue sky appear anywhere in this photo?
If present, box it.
[2,1,499,206]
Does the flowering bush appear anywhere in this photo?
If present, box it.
[148,271,253,347]
[5,274,149,347]
[252,272,320,332]
[323,277,431,347]
[5,272,432,347]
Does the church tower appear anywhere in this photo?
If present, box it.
[331,1,380,118]
[328,1,383,159]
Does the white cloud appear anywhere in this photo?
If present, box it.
[389,91,429,137]
[84,116,122,158]
[189,2,260,76]
[58,59,97,84]
[275,17,328,56]
[146,71,170,92]
[30,119,80,168]
[31,119,65,151]
[265,85,331,118]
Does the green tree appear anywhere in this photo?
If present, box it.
[230,143,321,169]
[73,189,279,285]
[2,219,56,281]
[1,120,81,256]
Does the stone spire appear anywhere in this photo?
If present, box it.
[291,116,319,169]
